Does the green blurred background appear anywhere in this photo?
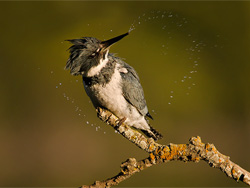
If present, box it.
[0,1,249,187]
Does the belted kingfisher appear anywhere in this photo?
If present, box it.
[65,32,163,141]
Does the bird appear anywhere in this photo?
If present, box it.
[65,32,163,141]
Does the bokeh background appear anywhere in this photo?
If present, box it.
[0,1,249,187]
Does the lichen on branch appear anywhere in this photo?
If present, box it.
[81,108,250,188]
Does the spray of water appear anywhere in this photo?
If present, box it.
[128,10,206,106]
[53,73,107,134]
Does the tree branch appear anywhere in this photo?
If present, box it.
[81,108,250,188]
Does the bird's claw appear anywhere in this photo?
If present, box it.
[115,117,127,127]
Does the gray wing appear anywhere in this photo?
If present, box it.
[119,62,149,117]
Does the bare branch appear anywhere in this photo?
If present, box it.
[81,108,250,188]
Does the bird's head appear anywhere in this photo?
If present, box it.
[65,32,129,76]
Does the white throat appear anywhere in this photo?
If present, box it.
[87,51,109,77]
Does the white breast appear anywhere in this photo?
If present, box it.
[88,65,127,114]
[84,64,150,131]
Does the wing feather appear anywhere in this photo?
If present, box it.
[119,62,149,117]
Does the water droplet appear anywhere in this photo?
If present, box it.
[129,26,135,33]
[86,121,89,124]
[56,86,58,88]
[170,91,174,93]
[170,96,173,98]
[168,14,173,18]
[168,102,171,105]
[59,83,62,85]
[181,80,185,82]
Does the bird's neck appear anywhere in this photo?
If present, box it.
[86,56,110,77]
[82,58,116,87]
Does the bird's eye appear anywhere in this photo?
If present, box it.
[89,52,97,59]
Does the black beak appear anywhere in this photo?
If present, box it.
[101,32,129,50]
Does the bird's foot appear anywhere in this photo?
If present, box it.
[115,117,127,127]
